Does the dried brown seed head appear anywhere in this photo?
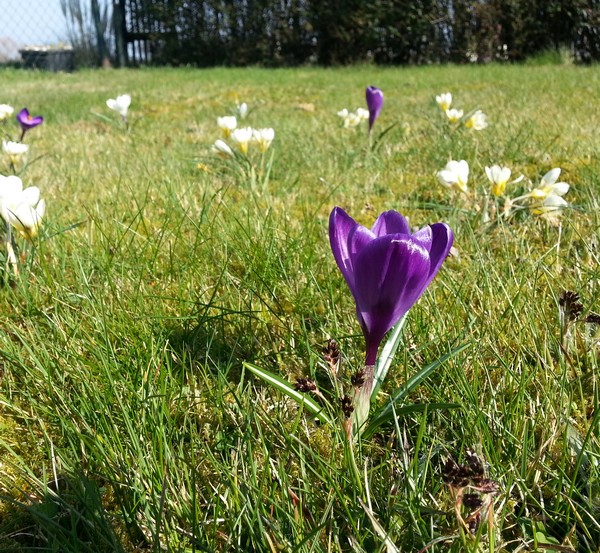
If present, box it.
[559,290,583,322]
[294,377,317,393]
[585,312,600,325]
[462,493,483,510]
[340,395,354,418]
[351,368,366,387]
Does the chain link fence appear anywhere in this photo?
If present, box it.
[0,0,112,66]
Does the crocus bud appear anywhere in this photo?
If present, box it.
[365,86,384,132]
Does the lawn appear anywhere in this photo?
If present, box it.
[0,63,598,552]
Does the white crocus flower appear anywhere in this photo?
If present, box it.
[0,175,45,239]
[3,140,29,164]
[252,128,275,153]
[356,107,369,122]
[445,108,464,123]
[106,94,131,119]
[217,116,237,138]
[345,113,362,127]
[337,108,363,128]
[0,104,14,121]
[530,193,569,216]
[436,92,452,111]
[485,164,524,197]
[230,127,253,154]
[465,110,488,130]
[212,139,234,158]
[529,168,570,200]
[527,169,570,218]
[437,160,469,193]
[236,102,248,119]
[6,198,46,239]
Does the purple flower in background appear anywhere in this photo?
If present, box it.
[17,108,43,140]
[329,207,453,365]
[365,86,384,132]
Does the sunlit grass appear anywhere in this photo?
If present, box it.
[0,64,598,552]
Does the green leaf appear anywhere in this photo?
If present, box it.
[362,342,470,438]
[243,362,333,426]
[372,314,408,400]
[362,402,460,439]
[372,122,399,151]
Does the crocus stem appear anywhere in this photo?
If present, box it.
[19,129,25,142]
[353,364,375,437]
[344,436,363,494]
[510,192,533,204]
[5,224,18,277]
[488,501,495,553]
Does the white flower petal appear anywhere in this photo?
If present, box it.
[549,182,570,196]
[541,168,561,187]
[21,186,40,206]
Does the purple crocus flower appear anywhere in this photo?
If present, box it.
[17,108,43,140]
[365,86,384,132]
[329,207,453,366]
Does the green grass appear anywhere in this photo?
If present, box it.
[0,63,598,552]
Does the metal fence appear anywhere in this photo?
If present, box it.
[0,0,113,66]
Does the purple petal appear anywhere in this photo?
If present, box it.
[371,210,411,237]
[329,207,375,296]
[414,223,454,289]
[412,226,433,251]
[366,86,384,131]
[17,108,43,130]
[353,236,431,364]
[16,108,29,124]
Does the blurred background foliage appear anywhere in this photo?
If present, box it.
[113,0,600,66]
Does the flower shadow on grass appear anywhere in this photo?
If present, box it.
[165,312,266,384]
[0,470,126,552]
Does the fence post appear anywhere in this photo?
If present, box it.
[92,0,109,66]
[113,0,127,67]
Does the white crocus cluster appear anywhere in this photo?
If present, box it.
[213,116,275,157]
[435,92,488,130]
[0,175,46,239]
[337,107,369,128]
[437,159,570,220]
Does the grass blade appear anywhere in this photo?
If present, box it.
[243,362,333,426]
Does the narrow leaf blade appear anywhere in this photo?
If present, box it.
[363,342,471,437]
[243,362,333,425]
[372,314,408,399]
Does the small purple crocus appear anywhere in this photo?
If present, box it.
[365,86,384,132]
[17,108,43,140]
[329,207,453,366]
